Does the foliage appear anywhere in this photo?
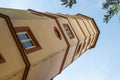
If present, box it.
[103,0,120,23]
[61,0,77,8]
[60,0,120,23]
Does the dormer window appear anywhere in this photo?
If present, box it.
[15,27,41,53]
[63,24,74,39]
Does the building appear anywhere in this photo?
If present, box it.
[0,8,100,80]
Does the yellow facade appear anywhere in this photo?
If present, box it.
[0,8,100,80]
[0,14,26,80]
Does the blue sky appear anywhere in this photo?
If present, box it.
[0,0,120,80]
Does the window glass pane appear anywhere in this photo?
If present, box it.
[22,41,34,48]
[63,25,74,39]
[17,33,29,40]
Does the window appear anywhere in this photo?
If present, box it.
[15,27,41,53]
[82,42,86,51]
[76,44,82,55]
[0,53,6,64]
[54,27,62,40]
[87,38,91,49]
[63,24,74,39]
[17,32,35,49]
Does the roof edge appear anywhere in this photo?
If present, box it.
[76,13,93,19]
[28,9,59,18]
[90,18,100,48]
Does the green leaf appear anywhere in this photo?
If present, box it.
[103,0,120,23]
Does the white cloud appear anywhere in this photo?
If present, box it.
[1,0,33,9]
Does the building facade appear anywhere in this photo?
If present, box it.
[0,8,100,80]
